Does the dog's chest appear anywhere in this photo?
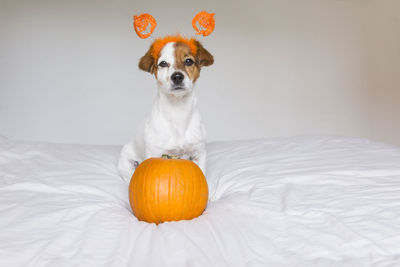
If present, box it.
[144,112,205,156]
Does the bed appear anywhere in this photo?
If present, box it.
[1,135,400,266]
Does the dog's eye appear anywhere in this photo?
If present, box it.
[158,61,168,68]
[184,58,194,66]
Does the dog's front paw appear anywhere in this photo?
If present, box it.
[130,159,139,169]
[118,158,140,183]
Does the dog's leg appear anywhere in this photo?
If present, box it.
[193,149,207,176]
[118,142,141,183]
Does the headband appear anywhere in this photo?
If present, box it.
[133,11,215,39]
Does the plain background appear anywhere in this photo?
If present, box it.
[0,0,399,146]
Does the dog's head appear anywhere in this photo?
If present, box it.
[138,35,214,97]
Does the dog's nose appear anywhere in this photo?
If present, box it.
[171,72,184,85]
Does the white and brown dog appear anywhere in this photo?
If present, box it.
[118,36,214,182]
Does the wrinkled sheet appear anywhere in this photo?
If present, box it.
[1,135,400,266]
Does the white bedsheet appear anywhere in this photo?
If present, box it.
[1,135,400,266]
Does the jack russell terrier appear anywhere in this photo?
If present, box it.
[118,35,214,182]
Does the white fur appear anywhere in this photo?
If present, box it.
[118,42,207,183]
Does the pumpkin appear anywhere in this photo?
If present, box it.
[129,156,208,224]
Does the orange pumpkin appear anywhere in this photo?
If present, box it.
[129,156,208,224]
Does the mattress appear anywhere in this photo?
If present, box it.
[1,135,400,266]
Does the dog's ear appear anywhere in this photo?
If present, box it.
[194,40,214,67]
[138,49,156,73]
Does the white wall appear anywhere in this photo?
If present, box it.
[365,0,400,147]
[0,0,399,146]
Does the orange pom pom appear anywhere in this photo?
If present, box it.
[192,11,215,37]
[134,14,157,39]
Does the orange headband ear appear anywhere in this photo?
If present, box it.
[192,11,215,37]
[134,14,157,39]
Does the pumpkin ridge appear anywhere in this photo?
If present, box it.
[154,162,160,223]
[193,163,202,218]
[187,162,194,219]
[140,161,148,221]
[146,160,157,223]
[155,161,164,224]
[168,161,172,220]
[163,159,171,222]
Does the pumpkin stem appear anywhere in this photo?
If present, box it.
[161,154,180,159]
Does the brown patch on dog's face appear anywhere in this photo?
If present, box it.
[174,42,200,82]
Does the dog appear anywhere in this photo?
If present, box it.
[118,36,214,183]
